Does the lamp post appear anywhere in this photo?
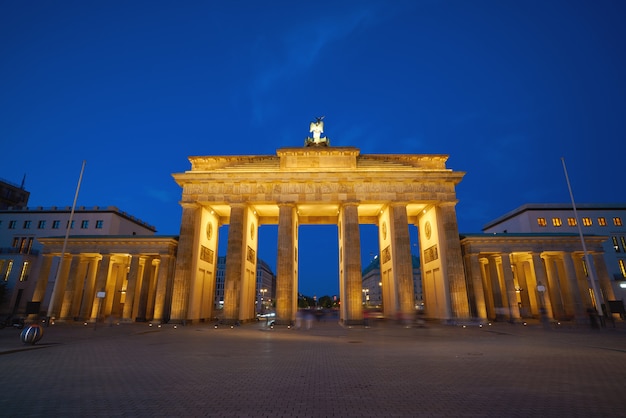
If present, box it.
[362,288,369,307]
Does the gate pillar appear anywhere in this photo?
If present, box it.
[276,204,298,324]
[339,203,362,325]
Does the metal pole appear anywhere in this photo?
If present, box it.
[46,161,87,322]
[561,157,603,317]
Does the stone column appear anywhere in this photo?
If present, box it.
[562,253,586,322]
[390,204,415,317]
[153,255,172,322]
[532,253,553,319]
[500,253,521,321]
[60,255,85,319]
[543,254,564,319]
[466,254,487,320]
[223,204,246,322]
[90,254,111,322]
[122,255,141,321]
[135,256,155,322]
[170,203,199,322]
[515,257,536,316]
[276,204,297,324]
[592,253,615,302]
[78,256,100,321]
[145,259,159,320]
[438,203,470,318]
[487,255,503,315]
[103,258,124,319]
[47,254,72,320]
[69,257,90,319]
[32,254,54,305]
[340,203,362,325]
[132,256,149,321]
[479,257,496,319]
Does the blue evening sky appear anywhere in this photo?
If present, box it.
[2,1,625,297]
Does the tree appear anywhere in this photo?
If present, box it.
[318,295,334,309]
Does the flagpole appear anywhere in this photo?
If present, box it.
[46,160,86,324]
[561,157,603,317]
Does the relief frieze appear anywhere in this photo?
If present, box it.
[183,180,453,200]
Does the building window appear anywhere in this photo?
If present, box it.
[613,237,621,252]
[619,259,626,278]
[582,217,592,227]
[598,217,607,226]
[66,220,75,229]
[8,220,16,229]
[4,260,13,281]
[23,220,31,229]
[567,218,577,227]
[38,220,46,229]
[52,220,60,229]
[11,237,19,248]
[96,220,104,229]
[81,220,89,229]
[614,217,623,226]
[552,218,562,227]
[19,261,29,282]
[621,236,626,252]
[537,218,547,227]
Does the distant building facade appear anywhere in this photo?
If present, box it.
[214,255,276,314]
[362,254,421,311]
[0,177,29,209]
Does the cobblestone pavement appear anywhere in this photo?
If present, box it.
[1,318,625,417]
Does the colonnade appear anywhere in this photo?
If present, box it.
[169,199,469,325]
[461,236,616,322]
[33,237,178,323]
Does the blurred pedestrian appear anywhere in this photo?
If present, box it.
[305,310,314,329]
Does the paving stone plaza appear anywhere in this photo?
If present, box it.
[1,319,625,417]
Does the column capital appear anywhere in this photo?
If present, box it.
[438,201,459,208]
[180,202,199,210]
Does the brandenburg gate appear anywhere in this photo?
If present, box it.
[170,123,468,325]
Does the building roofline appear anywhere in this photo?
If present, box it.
[461,232,601,239]
[482,203,626,230]
[0,205,157,232]
[38,234,178,241]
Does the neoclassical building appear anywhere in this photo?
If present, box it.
[460,233,615,323]
[33,236,177,323]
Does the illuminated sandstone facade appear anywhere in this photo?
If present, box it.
[34,236,177,322]
[171,147,467,325]
[461,233,616,322]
